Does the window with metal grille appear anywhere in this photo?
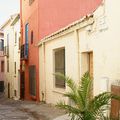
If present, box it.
[1,61,4,72]
[25,23,29,58]
[14,62,16,74]
[29,0,35,5]
[31,31,33,44]
[29,65,36,96]
[7,59,9,72]
[54,48,65,88]
[15,32,17,44]
[0,39,4,51]
[19,37,20,50]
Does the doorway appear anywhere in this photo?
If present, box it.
[20,71,25,99]
[8,83,10,98]
[81,52,93,77]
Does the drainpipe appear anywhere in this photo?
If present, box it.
[42,42,46,102]
[74,30,80,82]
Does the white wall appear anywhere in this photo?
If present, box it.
[13,19,20,100]
[79,0,120,95]
[3,17,20,99]
[39,32,79,104]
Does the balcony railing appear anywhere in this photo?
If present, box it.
[20,43,28,60]
[4,46,9,57]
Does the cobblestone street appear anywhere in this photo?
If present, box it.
[0,93,65,120]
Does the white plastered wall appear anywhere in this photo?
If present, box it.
[39,32,79,104]
[4,18,20,99]
[79,0,120,95]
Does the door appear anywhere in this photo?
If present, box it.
[81,52,93,98]
[8,83,10,98]
[89,52,93,78]
[20,72,25,99]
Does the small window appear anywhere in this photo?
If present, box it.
[7,34,9,46]
[0,39,4,51]
[1,61,4,72]
[1,39,4,51]
[54,48,65,88]
[19,37,21,50]
[14,62,16,74]
[29,0,35,5]
[31,31,33,44]
[7,59,9,72]
[15,32,17,44]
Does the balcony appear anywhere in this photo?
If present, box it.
[4,46,9,57]
[20,44,28,60]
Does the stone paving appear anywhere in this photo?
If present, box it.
[0,93,66,120]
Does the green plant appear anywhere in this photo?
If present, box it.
[55,72,120,120]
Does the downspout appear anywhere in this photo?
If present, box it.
[20,0,23,100]
[42,42,46,102]
[37,0,40,101]
[74,30,80,82]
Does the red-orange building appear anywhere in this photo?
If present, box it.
[20,0,102,101]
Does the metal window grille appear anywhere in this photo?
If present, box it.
[55,48,65,88]
[29,65,36,96]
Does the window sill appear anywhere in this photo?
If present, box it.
[52,88,66,94]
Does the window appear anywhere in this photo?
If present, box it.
[25,24,29,44]
[14,62,16,74]
[1,61,4,72]
[0,39,4,51]
[29,0,35,5]
[7,34,9,57]
[7,59,9,72]
[15,32,17,44]
[7,34,9,47]
[54,48,65,88]
[31,31,33,44]
[25,23,29,58]
[29,65,36,96]
[19,37,21,50]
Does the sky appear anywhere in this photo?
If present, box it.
[0,0,19,26]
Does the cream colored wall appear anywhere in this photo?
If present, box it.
[79,0,120,95]
[13,19,20,100]
[39,32,79,104]
[4,25,14,98]
[39,0,120,104]
[4,19,20,99]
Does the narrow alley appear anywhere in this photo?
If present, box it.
[0,93,65,120]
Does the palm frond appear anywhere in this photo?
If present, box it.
[78,72,92,109]
[89,92,111,112]
[56,101,81,120]
[54,72,77,92]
